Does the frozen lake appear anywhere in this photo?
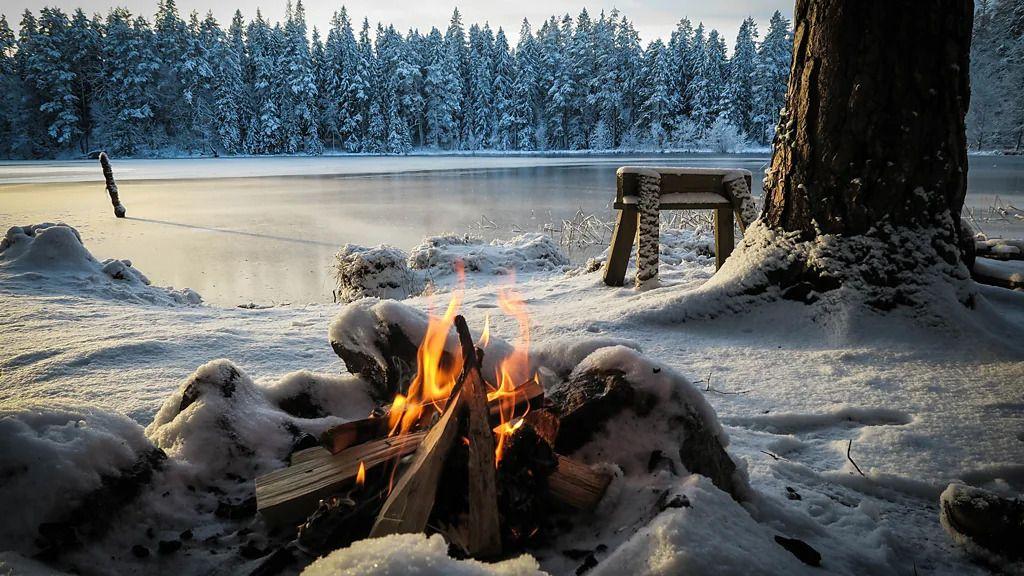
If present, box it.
[2,153,1022,306]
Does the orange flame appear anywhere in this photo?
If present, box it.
[356,461,366,487]
[479,314,491,348]
[490,285,534,466]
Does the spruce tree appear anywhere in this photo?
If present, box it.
[752,11,792,145]
[723,17,758,138]
[98,9,160,155]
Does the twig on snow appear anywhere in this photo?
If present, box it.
[846,439,866,477]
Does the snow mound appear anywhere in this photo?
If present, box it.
[408,233,569,276]
[301,533,543,576]
[145,360,373,484]
[0,400,157,554]
[593,475,815,576]
[333,244,424,304]
[0,223,202,306]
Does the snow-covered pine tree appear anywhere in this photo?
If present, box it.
[752,10,791,145]
[24,8,80,153]
[213,11,246,154]
[510,19,538,150]
[310,27,329,148]
[689,27,728,136]
[589,11,622,148]
[352,18,376,150]
[0,15,17,157]
[667,18,695,123]
[723,17,758,138]
[613,15,643,147]
[154,0,189,149]
[636,40,676,148]
[568,9,595,149]
[396,28,425,148]
[97,8,160,156]
[465,24,494,149]
[541,15,575,150]
[180,11,217,153]
[425,26,461,149]
[243,11,281,154]
[281,0,322,155]
[444,9,468,147]
[67,10,101,153]
[490,27,515,150]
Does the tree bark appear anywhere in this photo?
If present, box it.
[764,1,973,239]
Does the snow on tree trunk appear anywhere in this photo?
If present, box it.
[635,173,660,288]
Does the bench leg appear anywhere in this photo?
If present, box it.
[603,207,638,286]
[714,207,735,270]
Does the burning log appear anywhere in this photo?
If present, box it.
[255,431,425,526]
[98,152,126,218]
[319,377,545,454]
[369,390,464,538]
[451,315,502,558]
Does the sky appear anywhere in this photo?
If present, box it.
[0,0,792,46]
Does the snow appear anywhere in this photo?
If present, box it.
[1,218,1022,576]
[974,257,1024,284]
[302,534,543,576]
[0,401,155,554]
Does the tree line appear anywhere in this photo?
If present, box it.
[968,0,1024,152]
[0,2,799,158]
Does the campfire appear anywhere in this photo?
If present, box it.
[255,279,611,561]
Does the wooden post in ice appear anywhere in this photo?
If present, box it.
[99,152,126,218]
[635,172,661,288]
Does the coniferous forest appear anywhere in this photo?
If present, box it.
[0,0,1021,159]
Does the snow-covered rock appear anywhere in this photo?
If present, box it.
[940,483,1024,571]
[333,244,424,303]
[0,223,201,306]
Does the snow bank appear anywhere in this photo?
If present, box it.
[593,475,815,576]
[0,400,157,554]
[331,233,569,302]
[302,533,543,576]
[0,223,201,306]
[408,233,570,277]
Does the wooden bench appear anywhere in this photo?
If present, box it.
[603,167,754,287]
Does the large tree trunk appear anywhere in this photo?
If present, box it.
[764,1,973,239]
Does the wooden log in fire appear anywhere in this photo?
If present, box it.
[320,377,546,454]
[452,315,502,558]
[369,391,464,538]
[255,431,425,526]
[257,432,610,527]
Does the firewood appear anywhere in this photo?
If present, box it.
[547,456,611,511]
[369,391,464,538]
[453,315,502,558]
[320,377,545,455]
[255,431,425,526]
[98,152,126,218]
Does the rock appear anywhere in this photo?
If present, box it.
[940,483,1024,565]
[548,346,741,500]
[785,487,802,501]
[774,535,821,567]
[131,544,150,559]
[215,496,257,520]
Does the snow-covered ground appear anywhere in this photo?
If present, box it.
[1,217,1022,575]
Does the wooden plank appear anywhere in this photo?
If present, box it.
[547,456,612,511]
[290,446,330,466]
[603,206,639,286]
[454,315,502,558]
[256,431,426,526]
[616,202,729,210]
[659,172,723,195]
[714,207,735,270]
[369,391,464,538]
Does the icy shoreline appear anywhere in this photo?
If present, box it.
[2,222,1023,575]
